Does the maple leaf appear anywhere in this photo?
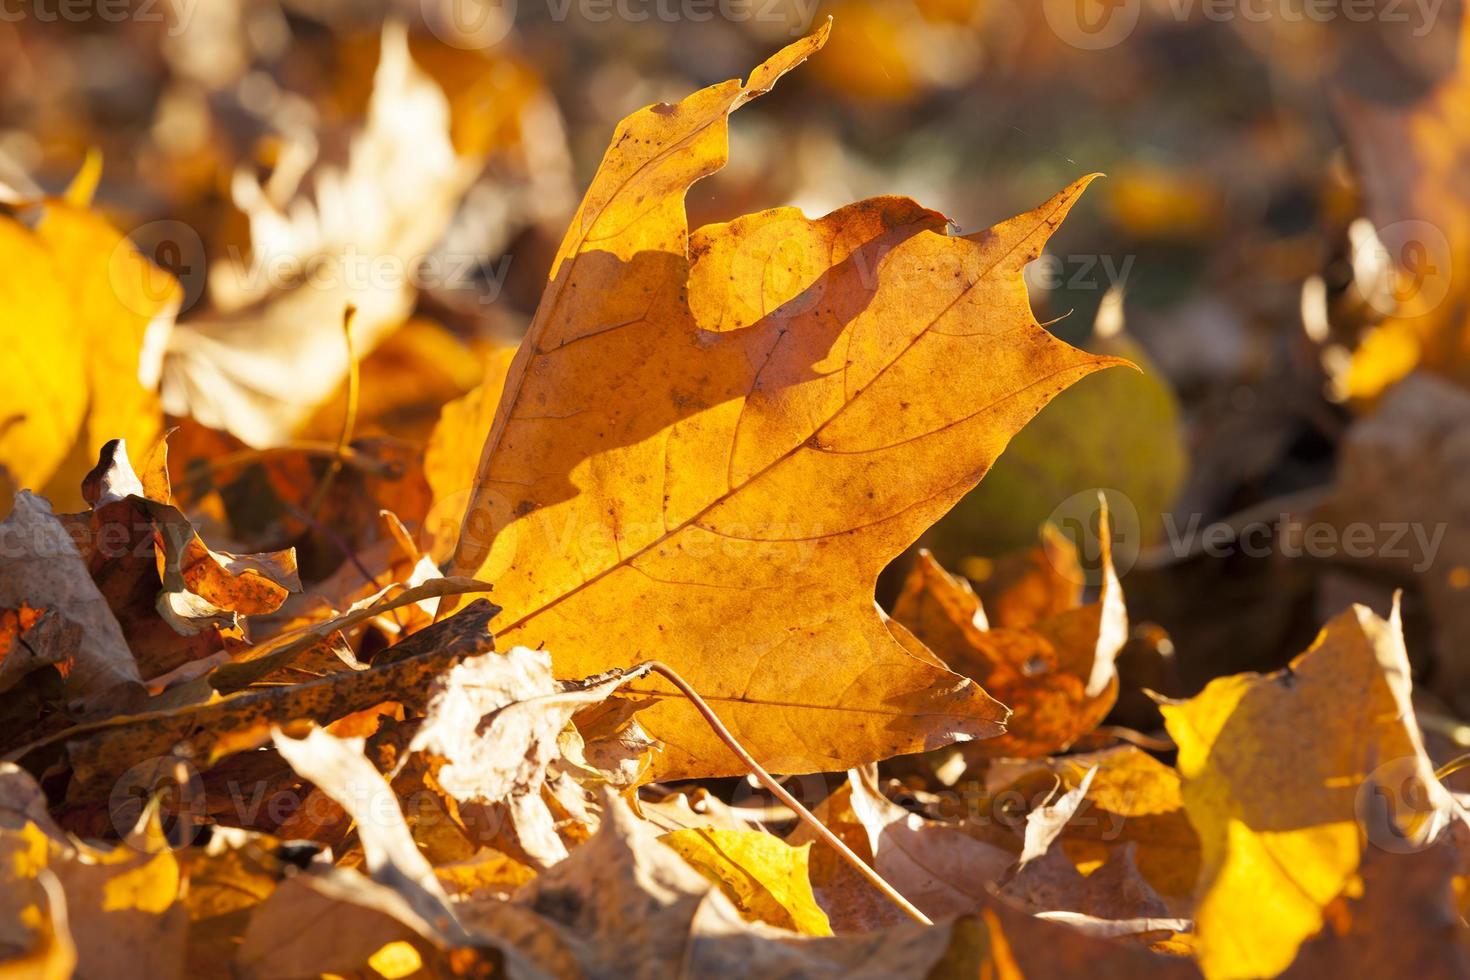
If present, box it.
[446,26,1128,780]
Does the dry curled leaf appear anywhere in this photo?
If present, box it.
[8,599,499,805]
[65,440,300,683]
[893,505,1126,758]
[409,647,652,868]
[0,492,144,718]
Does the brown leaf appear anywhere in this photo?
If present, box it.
[893,509,1126,758]
[8,600,499,805]
[844,766,1012,920]
[511,793,957,978]
[0,492,144,717]
[67,440,300,682]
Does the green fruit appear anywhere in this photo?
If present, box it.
[925,329,1186,563]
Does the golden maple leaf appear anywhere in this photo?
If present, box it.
[440,25,1128,780]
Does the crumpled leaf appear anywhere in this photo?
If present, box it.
[64,440,300,682]
[1016,767,1098,869]
[660,827,831,936]
[965,522,1082,629]
[204,573,495,693]
[8,599,499,805]
[160,22,482,448]
[271,727,467,943]
[1160,601,1463,980]
[984,746,1202,909]
[893,504,1127,757]
[999,767,1172,922]
[510,792,956,978]
[0,492,144,717]
[0,606,71,697]
[844,766,1012,920]
[408,646,648,867]
[447,25,1125,781]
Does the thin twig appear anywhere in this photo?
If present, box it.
[1093,725,1176,753]
[306,305,361,518]
[193,441,398,479]
[634,660,934,926]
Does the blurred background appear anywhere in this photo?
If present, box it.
[3,0,1468,728]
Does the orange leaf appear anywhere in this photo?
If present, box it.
[446,28,1128,780]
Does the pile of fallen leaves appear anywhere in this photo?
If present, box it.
[3,21,1470,980]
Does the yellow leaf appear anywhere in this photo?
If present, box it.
[1160,603,1457,980]
[367,940,423,979]
[446,27,1126,780]
[0,215,84,500]
[34,200,181,512]
[423,346,516,561]
[661,828,831,936]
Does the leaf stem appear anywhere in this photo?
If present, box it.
[1434,753,1470,781]
[635,660,934,927]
